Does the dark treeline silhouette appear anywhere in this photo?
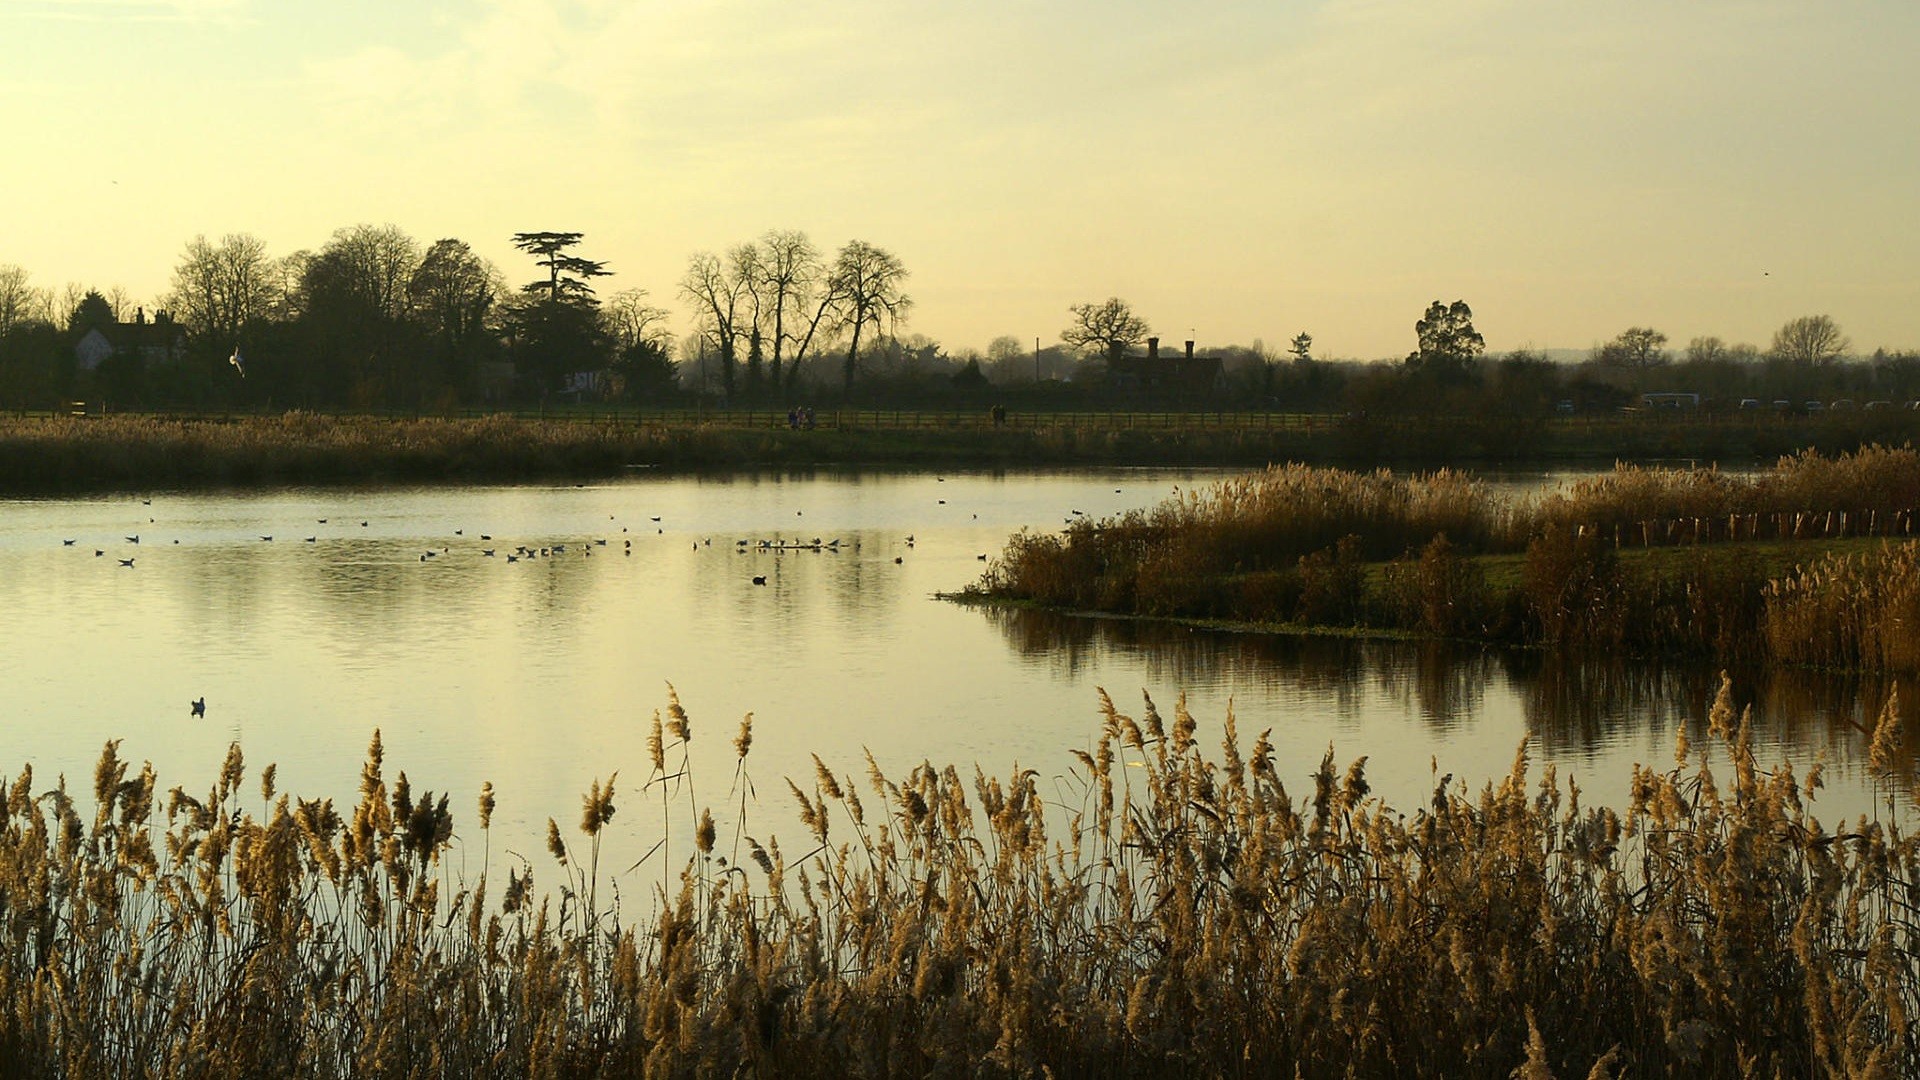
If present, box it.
[5,243,1919,416]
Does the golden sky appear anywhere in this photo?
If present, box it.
[3,0,1917,358]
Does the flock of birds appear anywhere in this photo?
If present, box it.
[55,480,1095,579]
[56,480,1141,718]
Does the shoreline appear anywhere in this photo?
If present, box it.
[3,409,1912,495]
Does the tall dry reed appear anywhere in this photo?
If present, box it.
[0,686,1913,1076]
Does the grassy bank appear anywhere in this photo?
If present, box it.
[0,687,1914,1077]
[3,410,1918,493]
[963,447,1920,672]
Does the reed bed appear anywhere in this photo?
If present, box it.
[1765,542,1920,672]
[977,466,1518,616]
[0,414,1523,493]
[972,448,1920,671]
[0,686,1915,1077]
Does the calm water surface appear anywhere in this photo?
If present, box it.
[0,468,1902,881]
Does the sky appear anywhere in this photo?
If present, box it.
[3,0,1918,360]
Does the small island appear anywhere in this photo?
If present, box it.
[956,444,1920,674]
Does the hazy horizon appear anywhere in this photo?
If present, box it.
[4,0,1917,359]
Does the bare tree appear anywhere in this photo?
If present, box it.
[167,233,275,345]
[986,334,1030,383]
[785,265,849,397]
[1593,327,1669,368]
[680,251,745,402]
[409,240,498,348]
[0,264,50,340]
[1685,336,1728,365]
[1771,315,1850,366]
[293,225,427,404]
[312,224,420,323]
[1062,297,1150,360]
[604,288,672,355]
[105,285,136,323]
[56,283,88,329]
[751,230,822,397]
[407,239,501,400]
[728,243,769,396]
[828,240,911,396]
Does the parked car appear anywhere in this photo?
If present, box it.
[1739,398,1761,409]
[1866,400,1893,410]
[1831,399,1857,411]
[1805,401,1826,412]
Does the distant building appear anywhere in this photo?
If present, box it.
[1106,337,1226,398]
[73,309,187,372]
[558,369,610,401]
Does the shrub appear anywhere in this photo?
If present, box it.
[1380,533,1492,638]
[1295,535,1366,625]
[1522,524,1624,648]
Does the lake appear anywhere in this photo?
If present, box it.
[0,467,1902,888]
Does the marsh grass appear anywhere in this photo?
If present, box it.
[0,414,1558,493]
[972,448,1920,671]
[0,686,1916,1076]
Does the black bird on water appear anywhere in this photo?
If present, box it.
[62,539,74,546]
[190,697,205,718]
[118,557,135,567]
[752,575,768,586]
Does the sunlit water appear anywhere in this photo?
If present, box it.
[0,468,1904,889]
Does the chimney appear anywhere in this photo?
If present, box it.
[1147,336,1159,360]
[1184,340,1194,361]
[135,307,146,326]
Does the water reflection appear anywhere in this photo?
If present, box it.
[988,607,1913,783]
[0,468,1907,889]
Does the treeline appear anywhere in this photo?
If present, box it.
[970,446,1920,672]
[6,241,1920,416]
[0,228,918,413]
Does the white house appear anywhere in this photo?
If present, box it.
[73,312,188,372]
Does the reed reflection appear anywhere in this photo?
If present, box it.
[985,608,1502,728]
[986,607,1914,775]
